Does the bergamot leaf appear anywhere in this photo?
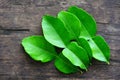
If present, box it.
[55,54,78,74]
[68,6,97,38]
[62,42,90,70]
[78,38,92,61]
[42,15,71,48]
[88,35,110,64]
[58,11,81,40]
[22,35,57,62]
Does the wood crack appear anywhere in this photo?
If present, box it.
[110,59,120,63]
[96,22,109,24]
[0,28,30,35]
[0,28,30,32]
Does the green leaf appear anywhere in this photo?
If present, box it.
[68,6,97,38]
[68,6,110,64]
[58,11,81,40]
[42,15,71,48]
[22,35,57,62]
[55,54,78,74]
[78,38,92,61]
[88,35,110,64]
[21,6,111,74]
[62,42,90,70]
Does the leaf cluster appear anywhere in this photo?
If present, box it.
[22,6,110,74]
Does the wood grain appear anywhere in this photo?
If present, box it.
[0,0,120,80]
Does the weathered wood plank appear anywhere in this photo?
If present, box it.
[0,0,120,80]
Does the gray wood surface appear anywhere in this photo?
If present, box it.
[0,0,120,80]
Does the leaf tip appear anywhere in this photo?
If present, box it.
[107,61,110,65]
[90,63,92,65]
[80,71,83,74]
[85,69,88,71]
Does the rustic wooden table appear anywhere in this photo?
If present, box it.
[0,0,120,80]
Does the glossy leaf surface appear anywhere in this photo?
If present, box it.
[42,15,70,48]
[21,6,111,74]
[88,35,110,63]
[22,36,57,62]
[58,11,81,40]
[68,6,96,38]
[62,42,90,70]
[78,38,92,61]
[55,54,78,74]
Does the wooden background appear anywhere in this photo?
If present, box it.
[0,0,120,80]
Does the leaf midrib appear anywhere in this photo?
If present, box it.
[65,48,86,69]
[80,24,108,62]
[50,23,67,47]
[79,24,91,39]
[90,39,108,61]
[56,56,78,71]
[25,43,57,57]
